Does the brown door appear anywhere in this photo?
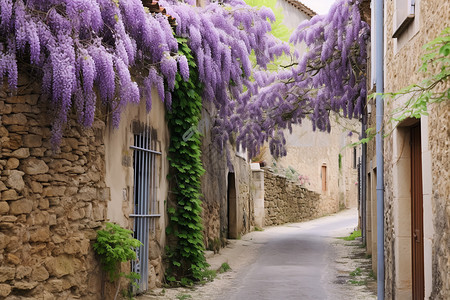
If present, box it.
[410,124,424,299]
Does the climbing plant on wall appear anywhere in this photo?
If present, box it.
[165,37,206,284]
[378,27,450,122]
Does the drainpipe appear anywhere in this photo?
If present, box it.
[375,0,385,299]
[361,111,367,246]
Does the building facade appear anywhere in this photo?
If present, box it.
[363,0,449,298]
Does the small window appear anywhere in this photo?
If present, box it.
[393,0,415,38]
[353,147,357,169]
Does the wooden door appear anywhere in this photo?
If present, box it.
[410,124,424,299]
[227,173,238,239]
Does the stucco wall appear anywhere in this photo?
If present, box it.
[276,0,310,30]
[0,75,107,299]
[104,91,170,290]
[382,0,450,298]
[276,118,360,210]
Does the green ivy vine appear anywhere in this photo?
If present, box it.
[165,37,207,285]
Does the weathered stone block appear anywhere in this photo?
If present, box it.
[42,290,55,300]
[68,208,85,221]
[5,95,27,104]
[21,158,49,175]
[0,126,8,137]
[0,267,16,282]
[11,103,32,113]
[65,138,79,150]
[9,199,33,214]
[30,147,45,157]
[23,134,42,148]
[25,94,39,105]
[2,113,27,125]
[92,205,105,221]
[0,181,6,192]
[2,189,19,201]
[45,255,80,278]
[15,266,32,280]
[30,228,50,242]
[43,186,66,197]
[7,170,25,191]
[11,148,30,159]
[34,174,51,182]
[48,214,56,225]
[31,265,49,282]
[0,201,9,214]
[69,165,85,174]
[5,158,19,170]
[30,181,43,193]
[0,284,12,297]
[45,279,64,293]
[0,101,12,114]
[64,187,78,196]
[6,253,20,265]
[13,280,38,290]
[0,215,17,223]
[0,233,10,250]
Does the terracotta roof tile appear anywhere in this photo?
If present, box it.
[142,0,177,27]
[283,0,317,18]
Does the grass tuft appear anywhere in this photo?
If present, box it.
[218,262,231,274]
[338,230,361,241]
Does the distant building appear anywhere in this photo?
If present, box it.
[273,0,361,212]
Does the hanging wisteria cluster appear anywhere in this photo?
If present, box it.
[223,0,370,158]
[160,0,290,148]
[0,0,288,147]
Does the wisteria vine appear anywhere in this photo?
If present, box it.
[0,0,288,148]
[222,0,370,158]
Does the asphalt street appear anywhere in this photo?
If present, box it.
[217,211,358,300]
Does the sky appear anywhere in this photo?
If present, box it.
[299,0,337,15]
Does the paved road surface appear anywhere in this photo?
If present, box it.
[139,209,377,300]
[217,210,358,300]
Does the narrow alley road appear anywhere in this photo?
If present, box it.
[217,209,360,300]
[140,209,377,300]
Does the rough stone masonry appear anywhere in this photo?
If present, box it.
[263,169,339,226]
[0,75,109,300]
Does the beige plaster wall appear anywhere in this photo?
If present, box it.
[104,89,170,290]
[276,118,360,209]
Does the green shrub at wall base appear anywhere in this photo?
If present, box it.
[93,222,142,282]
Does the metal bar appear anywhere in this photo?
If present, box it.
[129,214,161,218]
[132,133,138,291]
[140,132,145,291]
[149,130,154,234]
[130,145,162,155]
[151,132,156,233]
[143,127,149,291]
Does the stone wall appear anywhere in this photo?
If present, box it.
[263,170,338,226]
[199,102,254,249]
[0,76,107,299]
